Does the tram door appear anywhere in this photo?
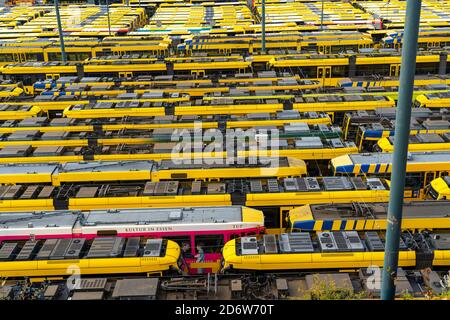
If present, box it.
[318,45,331,54]
[118,72,133,78]
[390,64,401,76]
[317,67,332,86]
[45,74,60,80]
[191,70,205,77]
[13,53,25,62]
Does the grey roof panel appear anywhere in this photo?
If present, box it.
[60,161,154,173]
[82,206,243,225]
[0,163,59,175]
[348,152,450,165]
[0,211,79,229]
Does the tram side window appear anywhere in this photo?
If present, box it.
[48,52,90,61]
[297,66,317,78]
[21,74,41,86]
[47,53,61,61]
[85,72,117,78]
[331,65,348,78]
[416,62,439,75]
[302,44,318,52]
[25,53,39,62]
[417,43,428,50]
[405,173,424,189]
[0,54,14,62]
[356,64,390,77]
[194,235,224,254]
[165,235,193,257]
[67,53,91,61]
[331,45,358,54]
[96,50,113,57]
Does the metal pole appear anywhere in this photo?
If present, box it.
[381,0,421,300]
[320,0,324,31]
[106,0,112,36]
[54,0,67,63]
[261,0,266,53]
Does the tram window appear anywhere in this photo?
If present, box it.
[25,53,39,62]
[331,65,348,78]
[405,173,423,189]
[194,235,224,254]
[356,64,390,77]
[416,62,439,75]
[302,44,318,52]
[332,45,358,54]
[0,54,14,62]
[297,66,316,78]
[50,51,77,61]
[166,235,193,259]
[22,75,39,86]
[418,43,428,50]
[47,53,61,61]
[166,235,190,243]
[85,72,116,78]
[97,230,117,236]
[96,51,112,58]
[67,53,90,61]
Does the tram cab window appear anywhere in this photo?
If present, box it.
[194,235,224,254]
[356,64,390,77]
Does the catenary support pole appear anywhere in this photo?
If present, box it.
[320,0,324,31]
[261,0,266,53]
[106,0,112,36]
[381,0,422,300]
[54,0,67,63]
